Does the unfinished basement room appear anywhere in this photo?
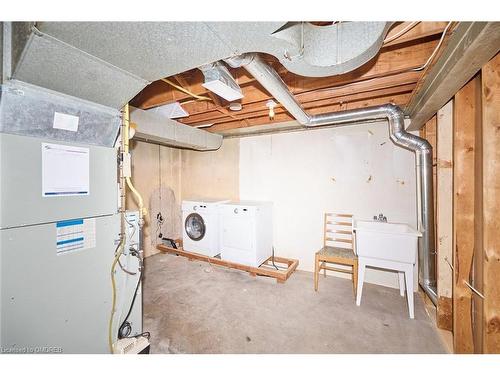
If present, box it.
[1,2,500,371]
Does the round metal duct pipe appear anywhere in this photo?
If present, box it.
[226,53,437,304]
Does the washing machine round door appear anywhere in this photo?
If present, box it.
[185,213,206,241]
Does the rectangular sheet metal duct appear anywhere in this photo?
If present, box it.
[130,106,222,151]
[0,80,120,147]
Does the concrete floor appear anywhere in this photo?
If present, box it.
[143,253,447,354]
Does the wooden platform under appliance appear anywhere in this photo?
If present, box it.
[156,243,299,284]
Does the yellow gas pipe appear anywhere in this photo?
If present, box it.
[108,104,146,353]
[123,104,146,223]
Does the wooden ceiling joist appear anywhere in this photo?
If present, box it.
[209,92,413,132]
[382,22,449,48]
[128,22,453,134]
[182,76,418,126]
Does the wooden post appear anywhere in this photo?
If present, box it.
[453,74,482,353]
[425,116,438,251]
[436,101,453,331]
[472,77,484,354]
[481,53,500,353]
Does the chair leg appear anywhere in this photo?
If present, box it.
[398,272,405,297]
[323,262,327,278]
[356,260,366,306]
[352,260,358,298]
[405,266,415,319]
[314,255,319,291]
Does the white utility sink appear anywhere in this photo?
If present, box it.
[353,220,422,319]
[353,220,421,264]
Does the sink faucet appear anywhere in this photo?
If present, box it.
[373,213,387,222]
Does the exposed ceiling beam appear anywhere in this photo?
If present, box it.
[208,92,412,132]
[132,35,442,111]
[178,39,439,126]
[127,22,456,134]
[209,84,415,127]
[181,72,419,125]
[406,22,500,130]
[382,22,448,48]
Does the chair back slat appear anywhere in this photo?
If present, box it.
[323,213,354,249]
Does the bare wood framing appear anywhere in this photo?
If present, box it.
[209,92,411,132]
[481,53,500,353]
[472,74,485,354]
[383,22,449,48]
[436,100,454,331]
[453,75,482,353]
[424,115,438,250]
[181,75,419,125]
[131,36,444,134]
[407,22,500,130]
[133,38,440,112]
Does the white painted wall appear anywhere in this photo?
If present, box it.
[238,121,418,288]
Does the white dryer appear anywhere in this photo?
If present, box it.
[181,199,228,256]
[219,201,273,267]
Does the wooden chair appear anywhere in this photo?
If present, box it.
[314,213,358,297]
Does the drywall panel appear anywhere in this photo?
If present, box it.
[180,138,240,202]
[126,140,181,258]
[239,122,418,289]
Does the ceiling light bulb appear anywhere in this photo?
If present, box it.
[266,100,277,121]
[229,102,242,111]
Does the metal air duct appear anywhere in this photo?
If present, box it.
[226,53,437,304]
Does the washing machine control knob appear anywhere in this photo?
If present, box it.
[234,208,238,214]
[193,206,197,211]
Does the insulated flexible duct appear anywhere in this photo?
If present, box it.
[225,53,437,304]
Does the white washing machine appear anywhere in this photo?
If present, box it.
[181,199,228,256]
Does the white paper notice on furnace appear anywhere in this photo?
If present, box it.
[42,142,90,197]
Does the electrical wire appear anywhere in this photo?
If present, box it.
[160,78,211,101]
[109,104,146,353]
[124,214,136,242]
[412,22,453,72]
[118,260,143,339]
[155,145,164,242]
[108,104,128,353]
[117,258,137,276]
[271,246,279,270]
[123,104,146,222]
[383,22,420,45]
[117,214,138,275]
[108,237,125,353]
